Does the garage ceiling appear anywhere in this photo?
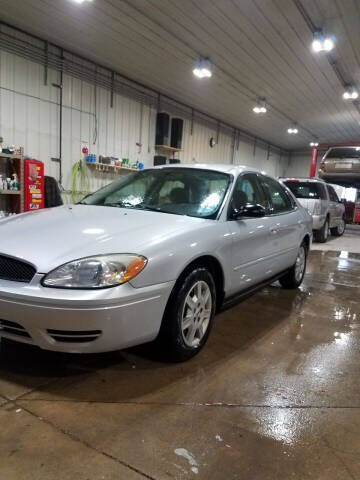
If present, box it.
[1,0,360,150]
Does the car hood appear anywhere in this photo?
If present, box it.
[0,205,204,272]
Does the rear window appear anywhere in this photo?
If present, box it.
[325,147,360,159]
[284,181,326,200]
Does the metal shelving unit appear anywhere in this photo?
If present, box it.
[0,148,24,214]
[86,162,138,174]
[155,145,182,153]
[0,190,21,195]
[155,145,182,162]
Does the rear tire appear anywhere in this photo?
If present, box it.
[158,268,216,362]
[279,242,307,289]
[314,218,329,243]
[330,216,346,237]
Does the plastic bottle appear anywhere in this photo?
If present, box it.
[12,173,18,190]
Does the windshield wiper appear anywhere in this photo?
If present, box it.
[103,202,160,212]
[104,202,137,208]
[103,202,186,215]
[137,204,163,212]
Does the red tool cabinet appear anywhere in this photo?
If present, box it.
[24,159,44,212]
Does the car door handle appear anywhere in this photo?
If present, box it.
[270,227,278,234]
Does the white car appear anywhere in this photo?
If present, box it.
[280,177,346,243]
[0,164,312,361]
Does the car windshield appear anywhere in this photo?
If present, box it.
[325,147,360,159]
[80,168,231,219]
[284,181,326,200]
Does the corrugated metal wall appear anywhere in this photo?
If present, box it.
[0,49,288,196]
[284,153,311,177]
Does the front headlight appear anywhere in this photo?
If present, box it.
[42,254,147,289]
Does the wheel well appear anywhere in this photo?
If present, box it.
[174,256,225,310]
[302,234,310,252]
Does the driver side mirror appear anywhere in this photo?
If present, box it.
[230,204,266,220]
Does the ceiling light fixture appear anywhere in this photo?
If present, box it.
[343,86,359,100]
[310,141,319,147]
[311,30,335,52]
[253,98,267,114]
[287,124,298,134]
[72,0,92,3]
[193,58,212,79]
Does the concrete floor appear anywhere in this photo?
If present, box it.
[312,224,360,253]
[1,248,360,479]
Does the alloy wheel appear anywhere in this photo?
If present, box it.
[181,280,212,348]
[295,246,306,282]
[324,221,329,240]
[338,219,345,235]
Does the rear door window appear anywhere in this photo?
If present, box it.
[284,181,326,200]
[327,185,339,202]
[325,147,360,159]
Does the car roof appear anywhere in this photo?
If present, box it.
[327,145,360,151]
[280,177,326,183]
[150,163,263,175]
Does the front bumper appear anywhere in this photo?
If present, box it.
[0,275,174,353]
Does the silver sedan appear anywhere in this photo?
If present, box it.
[0,164,312,361]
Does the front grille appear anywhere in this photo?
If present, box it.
[0,320,31,338]
[47,329,102,343]
[0,255,36,283]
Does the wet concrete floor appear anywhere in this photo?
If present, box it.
[312,224,360,254]
[0,249,359,479]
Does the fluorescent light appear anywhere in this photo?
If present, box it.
[72,0,92,3]
[287,125,298,134]
[193,68,212,78]
[312,39,323,52]
[253,98,267,114]
[253,106,267,114]
[323,37,335,51]
[193,59,212,79]
[343,86,359,100]
[310,142,319,147]
[312,30,335,53]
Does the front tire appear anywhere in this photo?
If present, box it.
[279,242,307,289]
[330,216,346,237]
[314,218,329,243]
[158,268,216,362]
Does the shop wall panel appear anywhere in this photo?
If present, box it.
[284,153,311,177]
[0,49,288,199]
